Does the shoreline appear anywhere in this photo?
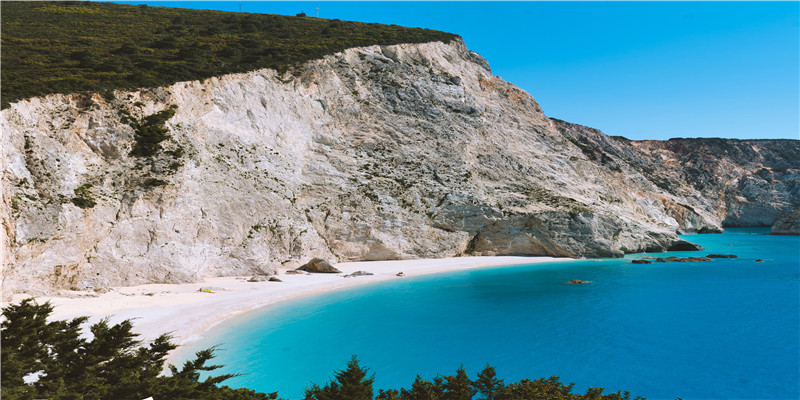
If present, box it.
[6,256,574,354]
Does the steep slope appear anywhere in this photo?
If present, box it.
[554,120,800,233]
[2,40,797,297]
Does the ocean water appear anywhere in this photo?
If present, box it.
[180,228,799,400]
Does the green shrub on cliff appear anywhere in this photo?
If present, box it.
[70,183,96,209]
[128,107,176,158]
[0,1,458,108]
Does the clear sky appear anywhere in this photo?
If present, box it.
[109,1,799,141]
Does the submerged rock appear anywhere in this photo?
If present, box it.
[631,259,653,264]
[706,254,738,259]
[681,257,713,262]
[566,279,593,284]
[655,256,712,263]
[297,258,341,273]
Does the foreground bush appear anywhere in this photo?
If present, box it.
[0,299,279,400]
[305,357,660,400]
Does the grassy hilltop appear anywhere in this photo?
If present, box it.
[0,1,458,108]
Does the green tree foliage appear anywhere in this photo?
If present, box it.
[311,362,661,400]
[502,376,580,400]
[443,366,476,400]
[376,388,402,400]
[0,299,280,400]
[399,375,446,400]
[0,1,459,108]
[304,355,375,400]
[473,364,504,400]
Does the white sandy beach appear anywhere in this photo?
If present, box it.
[6,256,573,353]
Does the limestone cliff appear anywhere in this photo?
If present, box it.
[554,120,800,233]
[3,39,798,296]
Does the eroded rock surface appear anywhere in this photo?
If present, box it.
[554,120,800,234]
[771,209,800,235]
[2,39,798,296]
[297,258,340,274]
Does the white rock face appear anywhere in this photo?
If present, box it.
[2,40,797,296]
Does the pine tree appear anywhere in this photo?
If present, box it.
[1,299,278,400]
[304,355,374,400]
[473,364,504,400]
[1,299,91,398]
[336,356,375,400]
[443,365,476,400]
[376,388,401,400]
[399,374,446,400]
[500,376,576,400]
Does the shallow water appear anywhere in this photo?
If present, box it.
[180,228,799,400]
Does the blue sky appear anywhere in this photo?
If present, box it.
[110,1,798,140]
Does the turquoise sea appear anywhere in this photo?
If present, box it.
[180,228,799,400]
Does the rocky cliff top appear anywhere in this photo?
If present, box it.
[1,1,457,108]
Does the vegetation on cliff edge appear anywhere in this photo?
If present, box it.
[1,1,459,108]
